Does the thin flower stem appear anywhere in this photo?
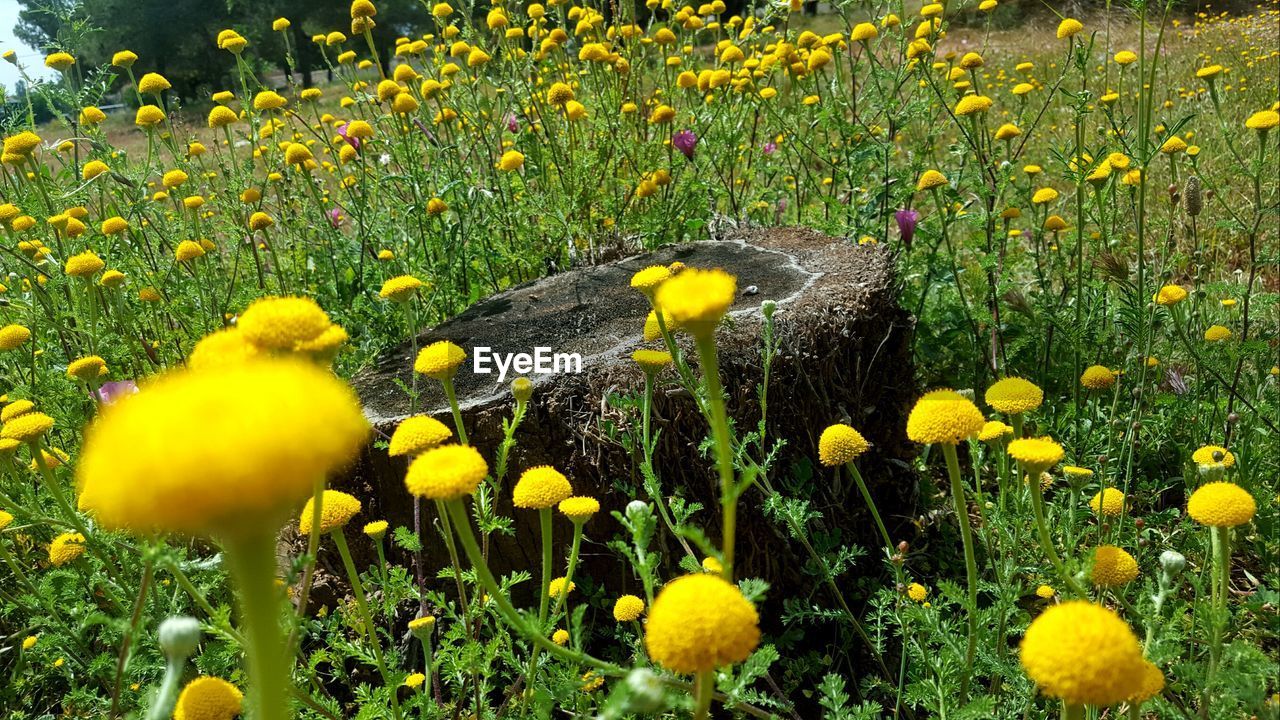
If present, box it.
[846,463,893,552]
[442,377,468,445]
[693,335,737,580]
[331,529,402,720]
[1028,473,1088,598]
[942,443,979,702]
[286,478,326,654]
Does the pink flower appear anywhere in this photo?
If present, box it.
[673,129,698,159]
[94,380,138,405]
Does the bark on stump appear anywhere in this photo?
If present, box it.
[335,226,917,613]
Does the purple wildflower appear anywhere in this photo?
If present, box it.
[895,209,919,248]
[94,380,138,405]
[505,112,519,133]
[327,207,346,228]
[763,141,777,155]
[673,129,698,159]
[336,122,360,151]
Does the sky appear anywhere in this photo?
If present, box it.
[1,0,57,92]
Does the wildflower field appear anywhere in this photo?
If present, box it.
[0,0,1277,716]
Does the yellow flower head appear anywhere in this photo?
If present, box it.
[112,50,138,67]
[379,275,424,303]
[404,444,488,500]
[954,94,992,116]
[1187,481,1255,527]
[558,496,600,522]
[188,329,259,370]
[414,341,467,380]
[984,377,1043,415]
[48,532,86,566]
[1114,50,1137,65]
[1244,110,1279,132]
[1056,18,1083,39]
[552,628,570,645]
[237,296,332,353]
[1191,445,1234,468]
[818,423,870,466]
[403,673,425,689]
[549,576,576,598]
[1080,365,1116,390]
[513,465,573,509]
[254,91,288,111]
[630,265,671,295]
[906,390,985,446]
[1154,285,1187,306]
[1035,584,1055,599]
[1090,545,1139,587]
[175,240,205,263]
[76,360,368,536]
[65,250,106,277]
[1007,437,1064,474]
[174,676,243,720]
[408,615,435,634]
[498,149,525,171]
[0,509,12,530]
[138,72,171,95]
[298,490,362,534]
[135,105,166,127]
[389,416,453,457]
[44,52,75,71]
[1,412,54,443]
[67,355,107,382]
[916,169,947,191]
[632,349,673,375]
[977,420,1013,442]
[1160,135,1187,154]
[1203,325,1231,342]
[363,520,389,539]
[652,268,737,338]
[1089,488,1125,517]
[1019,600,1144,706]
[1032,187,1059,204]
[645,573,760,674]
[0,325,32,351]
[1130,660,1165,705]
[613,594,646,622]
[906,582,927,602]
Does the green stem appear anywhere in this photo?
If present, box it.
[693,669,715,720]
[552,522,584,619]
[442,378,468,444]
[332,530,402,720]
[223,531,292,720]
[287,478,326,654]
[847,463,893,552]
[1028,471,1088,597]
[1063,702,1084,720]
[694,335,737,580]
[942,444,978,702]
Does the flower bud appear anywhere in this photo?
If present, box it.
[1159,550,1186,575]
[625,500,651,521]
[623,667,666,713]
[1184,176,1202,216]
[512,376,533,404]
[158,616,202,661]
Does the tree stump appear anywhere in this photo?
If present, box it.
[338,226,917,612]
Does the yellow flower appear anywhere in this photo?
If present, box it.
[498,150,524,171]
[977,420,1012,442]
[547,82,575,106]
[994,123,1021,140]
[44,52,75,71]
[906,390,985,446]
[954,94,993,116]
[111,50,138,67]
[513,465,572,509]
[0,509,12,530]
[76,360,368,536]
[1114,50,1137,65]
[248,212,274,231]
[298,490,362,534]
[652,268,736,338]
[208,106,239,128]
[613,594,646,622]
[175,240,205,263]
[1090,488,1125,517]
[253,91,288,111]
[237,296,332,352]
[1130,660,1165,705]
[1191,445,1234,468]
[273,18,291,31]
[552,628,570,645]
[138,72,171,95]
[67,355,107,381]
[906,582,927,602]
[1195,64,1223,79]
[1007,437,1064,474]
[984,377,1043,415]
[1019,600,1144,706]
[82,160,109,180]
[1035,584,1055,599]
[851,22,878,41]
[1203,325,1231,342]
[1080,365,1116,390]
[65,250,106,277]
[2,400,35,423]
[1090,545,1138,587]
[1160,135,1187,154]
[408,615,435,634]
[629,265,671,295]
[174,676,243,720]
[379,275,424,303]
[1,412,54,443]
[48,532,86,566]
[135,105,166,127]
[188,329,259,370]
[1154,285,1187,305]
[632,349,673,375]
[1245,110,1279,131]
[389,416,453,457]
[916,169,947,191]
[404,444,488,500]
[1187,481,1255,527]
[403,673,425,689]
[414,340,466,380]
[363,520,389,539]
[1031,187,1059,204]
[818,424,869,466]
[549,576,576,598]
[1044,213,1067,231]
[645,573,760,674]
[558,496,600,522]
[22,635,37,650]
[1055,18,1083,39]
[0,325,31,351]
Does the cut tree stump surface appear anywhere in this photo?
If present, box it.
[337,226,917,611]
